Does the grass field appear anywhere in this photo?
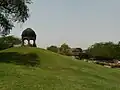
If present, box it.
[0,47,120,90]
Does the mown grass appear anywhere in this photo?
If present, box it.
[0,47,120,90]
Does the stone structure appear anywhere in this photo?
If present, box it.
[71,48,82,56]
[21,28,37,47]
[71,48,82,59]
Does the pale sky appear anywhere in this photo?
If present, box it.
[10,0,120,49]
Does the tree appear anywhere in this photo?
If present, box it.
[0,35,21,50]
[59,43,71,55]
[47,45,58,53]
[0,0,32,35]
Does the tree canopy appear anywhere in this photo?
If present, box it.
[0,0,32,35]
[59,43,72,56]
[47,45,59,53]
[87,42,120,60]
[0,35,21,50]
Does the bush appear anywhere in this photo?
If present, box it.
[0,36,21,50]
[95,62,106,66]
[111,64,120,68]
[47,46,58,53]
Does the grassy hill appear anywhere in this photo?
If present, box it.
[0,47,120,90]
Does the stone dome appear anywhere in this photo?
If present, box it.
[21,28,36,38]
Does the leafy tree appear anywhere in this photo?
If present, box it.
[118,41,120,45]
[47,45,58,53]
[0,35,21,50]
[59,43,71,55]
[0,0,32,35]
[113,43,120,59]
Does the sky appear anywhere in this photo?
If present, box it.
[11,0,120,49]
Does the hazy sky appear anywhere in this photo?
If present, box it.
[11,0,120,49]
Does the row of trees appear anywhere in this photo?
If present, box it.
[47,43,74,56]
[87,42,120,60]
[47,42,120,60]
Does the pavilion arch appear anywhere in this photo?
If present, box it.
[21,28,37,47]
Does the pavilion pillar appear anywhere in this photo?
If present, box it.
[28,39,31,46]
[33,40,36,47]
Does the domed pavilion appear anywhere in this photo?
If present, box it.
[21,28,37,47]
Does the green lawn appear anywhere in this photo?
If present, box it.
[0,47,120,90]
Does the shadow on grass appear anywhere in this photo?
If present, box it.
[0,52,40,67]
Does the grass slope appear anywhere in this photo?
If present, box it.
[0,47,120,90]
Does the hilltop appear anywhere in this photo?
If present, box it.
[0,47,120,90]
